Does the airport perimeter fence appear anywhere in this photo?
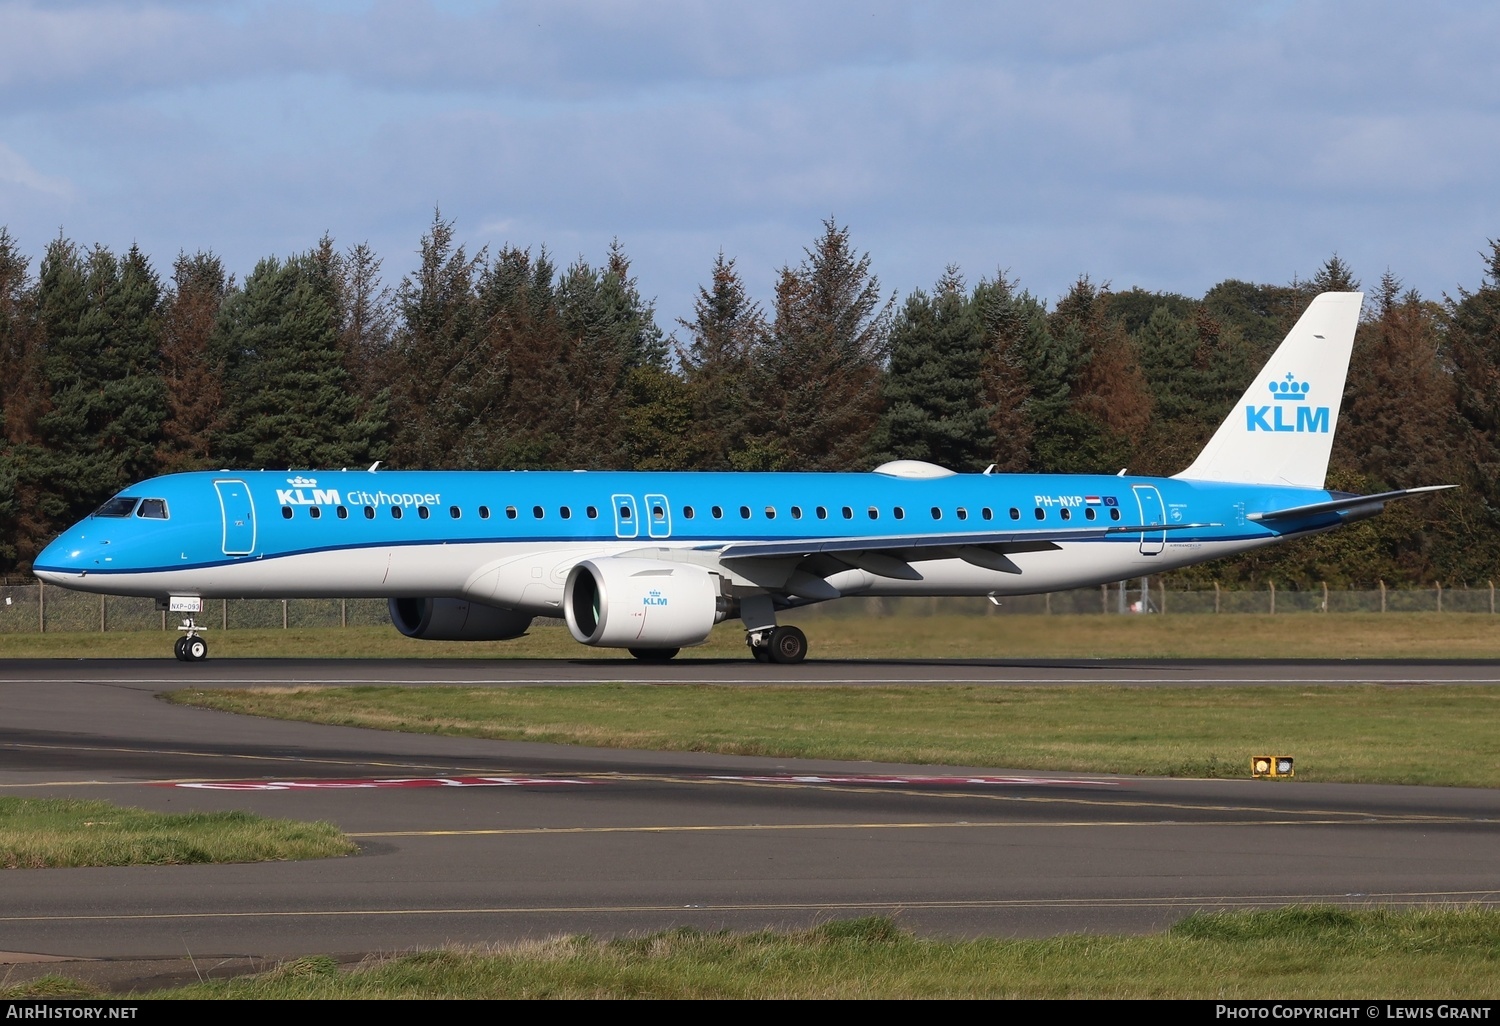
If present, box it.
[1,579,1496,634]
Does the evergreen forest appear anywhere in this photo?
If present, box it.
[1,214,1496,590]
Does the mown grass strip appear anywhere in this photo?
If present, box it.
[0,798,356,868]
[167,682,1500,787]
[7,612,1500,660]
[7,909,1499,999]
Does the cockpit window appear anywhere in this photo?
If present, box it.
[136,499,169,520]
[93,497,139,518]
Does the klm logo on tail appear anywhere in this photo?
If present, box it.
[1246,373,1330,433]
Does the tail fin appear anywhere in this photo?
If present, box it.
[1175,291,1363,489]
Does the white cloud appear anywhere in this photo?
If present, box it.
[0,142,73,199]
[0,0,1498,325]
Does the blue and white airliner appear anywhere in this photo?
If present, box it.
[34,292,1448,663]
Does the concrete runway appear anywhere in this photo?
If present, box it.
[2,657,1498,991]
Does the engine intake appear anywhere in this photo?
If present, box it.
[388,597,533,641]
[564,558,726,649]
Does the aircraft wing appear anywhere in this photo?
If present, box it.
[698,523,1217,592]
[710,522,1215,561]
[1247,485,1454,523]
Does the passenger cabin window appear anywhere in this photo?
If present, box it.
[1110,507,1121,521]
[364,506,375,519]
[336,506,348,519]
[739,506,751,519]
[281,506,293,520]
[930,507,942,520]
[533,505,544,519]
[841,506,853,520]
[418,506,430,519]
[391,506,403,520]
[94,497,138,518]
[586,506,598,519]
[683,505,695,519]
[867,506,878,520]
[764,506,776,519]
[982,507,993,521]
[652,504,664,518]
[136,499,168,519]
[816,506,828,520]
[1060,507,1071,521]
[791,506,802,519]
[1033,507,1045,520]
[1009,507,1020,520]
[957,507,968,521]
[561,506,572,519]
[1085,507,1096,521]
[479,506,491,519]
[309,506,322,520]
[449,506,461,519]
[506,506,518,519]
[712,506,723,519]
[894,507,905,520]
[619,506,632,520]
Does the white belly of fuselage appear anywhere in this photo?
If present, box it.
[36,536,1275,613]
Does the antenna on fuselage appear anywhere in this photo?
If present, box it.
[368,461,382,472]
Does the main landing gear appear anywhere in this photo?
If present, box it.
[174,619,208,662]
[746,625,807,665]
[739,593,808,665]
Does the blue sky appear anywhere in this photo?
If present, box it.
[2,0,1496,332]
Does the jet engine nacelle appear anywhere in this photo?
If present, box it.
[564,558,727,649]
[388,597,534,641]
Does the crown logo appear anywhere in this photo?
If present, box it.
[286,475,318,487]
[1268,372,1310,401]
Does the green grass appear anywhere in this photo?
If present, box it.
[167,681,1500,787]
[6,611,1500,660]
[0,798,356,868]
[7,909,1499,999]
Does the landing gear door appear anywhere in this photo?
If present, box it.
[1132,484,1165,556]
[611,494,639,539]
[214,479,256,556]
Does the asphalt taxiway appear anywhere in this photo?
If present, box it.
[1,657,1497,991]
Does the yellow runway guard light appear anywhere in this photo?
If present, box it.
[1252,755,1294,779]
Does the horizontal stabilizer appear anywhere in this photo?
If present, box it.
[1247,485,1455,522]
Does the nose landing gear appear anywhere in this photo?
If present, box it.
[174,619,208,662]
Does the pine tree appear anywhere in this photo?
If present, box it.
[1322,272,1464,583]
[32,240,166,528]
[737,219,893,470]
[1309,253,1361,294]
[386,213,485,467]
[1443,240,1500,578]
[976,273,1043,473]
[0,230,32,563]
[870,267,994,470]
[1027,277,1151,473]
[214,252,383,468]
[677,252,765,469]
[158,251,229,472]
[1132,302,1254,475]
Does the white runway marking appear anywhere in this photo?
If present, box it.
[85,676,1500,686]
